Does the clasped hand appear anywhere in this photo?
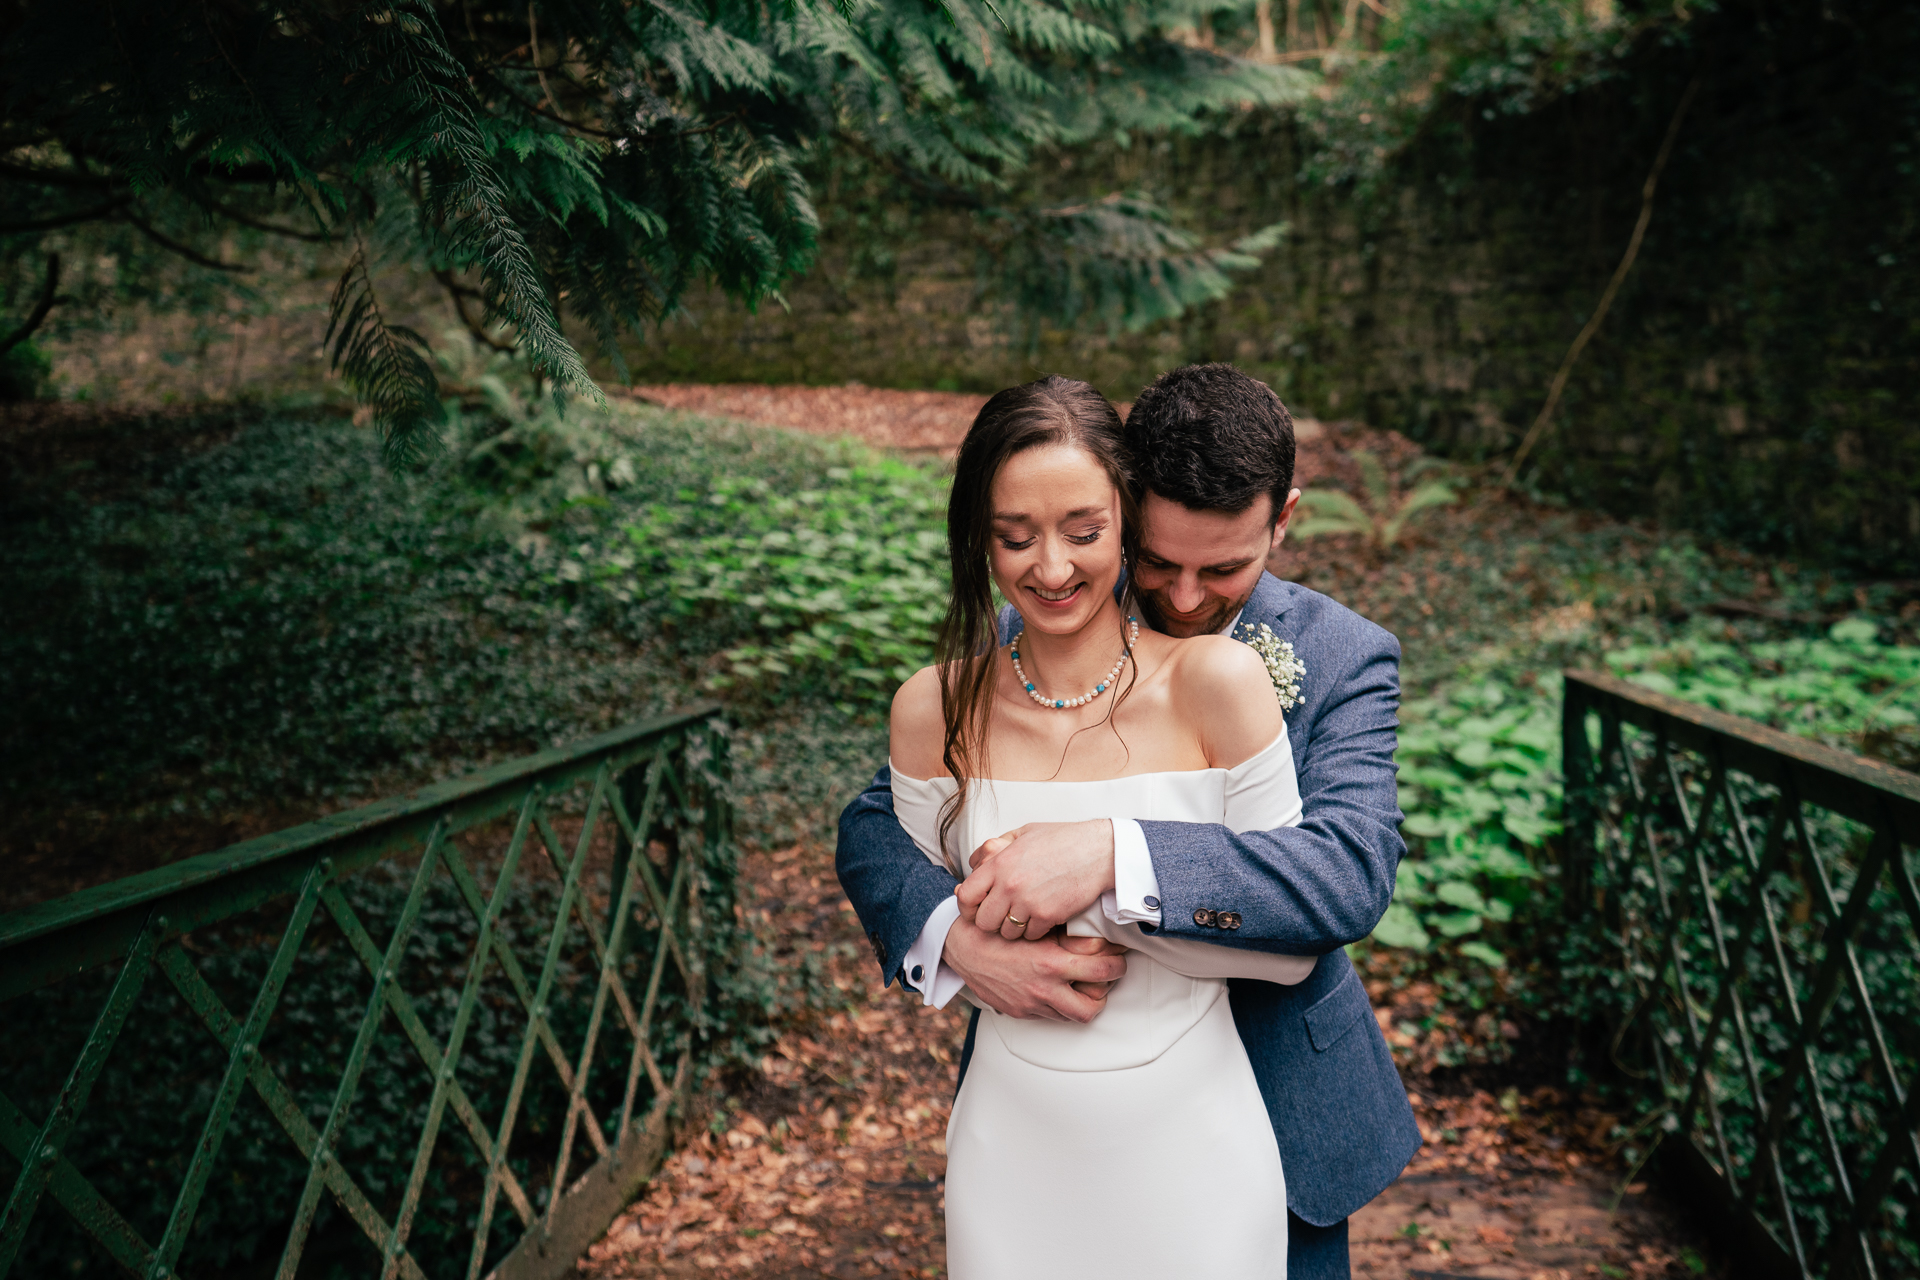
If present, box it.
[956,819,1117,939]
[939,820,1129,1024]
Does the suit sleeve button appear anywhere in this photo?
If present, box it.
[1221,912,1242,930]
[1193,908,1217,928]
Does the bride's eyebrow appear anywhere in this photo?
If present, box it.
[991,506,1107,523]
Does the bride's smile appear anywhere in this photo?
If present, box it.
[987,443,1123,639]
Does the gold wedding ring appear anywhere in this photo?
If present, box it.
[1005,915,1028,929]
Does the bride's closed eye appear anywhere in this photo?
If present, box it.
[998,529,1101,550]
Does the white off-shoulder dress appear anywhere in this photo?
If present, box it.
[891,728,1317,1280]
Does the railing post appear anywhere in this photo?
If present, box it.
[1562,676,1594,915]
[609,762,646,955]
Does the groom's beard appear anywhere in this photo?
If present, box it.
[1132,583,1256,638]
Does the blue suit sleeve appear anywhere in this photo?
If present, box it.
[835,765,961,987]
[1137,627,1405,954]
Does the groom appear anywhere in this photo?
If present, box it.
[836,363,1419,1278]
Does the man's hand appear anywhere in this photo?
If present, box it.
[942,923,1127,1023]
[956,819,1116,940]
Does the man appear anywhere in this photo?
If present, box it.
[835,363,1419,1278]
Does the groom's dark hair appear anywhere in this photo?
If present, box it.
[1124,363,1295,522]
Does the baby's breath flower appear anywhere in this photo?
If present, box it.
[1239,622,1305,711]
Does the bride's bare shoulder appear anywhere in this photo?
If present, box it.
[889,663,952,779]
[1167,635,1282,767]
[1168,632,1270,691]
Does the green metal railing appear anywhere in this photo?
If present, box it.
[1563,671,1920,1280]
[0,706,735,1280]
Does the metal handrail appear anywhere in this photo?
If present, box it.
[1563,670,1920,1280]
[0,704,734,1280]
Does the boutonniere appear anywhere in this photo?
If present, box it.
[1239,622,1305,711]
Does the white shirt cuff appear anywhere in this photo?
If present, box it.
[1103,818,1164,927]
[900,895,967,1009]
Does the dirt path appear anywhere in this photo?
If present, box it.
[578,835,1717,1280]
[621,381,1330,464]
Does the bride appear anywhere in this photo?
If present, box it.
[886,376,1316,1278]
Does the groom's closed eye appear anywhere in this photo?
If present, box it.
[1139,554,1252,576]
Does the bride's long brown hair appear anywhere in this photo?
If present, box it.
[934,375,1141,866]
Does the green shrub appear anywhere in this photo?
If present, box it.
[0,338,51,401]
[594,463,949,714]
[1605,617,1920,767]
[1378,672,1560,968]
[0,401,910,821]
[1377,616,1917,984]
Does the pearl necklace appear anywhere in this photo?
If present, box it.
[1009,615,1140,710]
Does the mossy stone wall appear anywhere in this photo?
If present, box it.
[614,0,1918,575]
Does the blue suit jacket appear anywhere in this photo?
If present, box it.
[833,572,1421,1226]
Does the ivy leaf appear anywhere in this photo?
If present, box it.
[1371,903,1432,951]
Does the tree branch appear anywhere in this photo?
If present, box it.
[122,212,256,272]
[435,268,518,353]
[0,159,117,189]
[829,130,987,211]
[0,199,131,234]
[0,254,65,357]
[1499,75,1702,492]
[196,197,332,242]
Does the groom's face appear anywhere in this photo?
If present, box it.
[1132,490,1299,638]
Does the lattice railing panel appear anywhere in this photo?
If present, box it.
[1564,671,1920,1280]
[0,707,735,1280]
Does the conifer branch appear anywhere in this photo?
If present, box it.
[326,243,446,467]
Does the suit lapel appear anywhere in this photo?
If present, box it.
[1243,571,1296,633]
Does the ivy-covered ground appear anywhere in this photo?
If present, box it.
[4,380,1914,1278]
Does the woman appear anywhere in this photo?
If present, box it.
[887,376,1315,1278]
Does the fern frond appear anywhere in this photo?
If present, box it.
[1294,489,1373,532]
[1351,450,1391,512]
[326,245,446,467]
[1379,481,1458,547]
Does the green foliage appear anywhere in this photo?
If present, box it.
[327,249,448,465]
[601,464,950,712]
[0,397,902,824]
[1376,614,1917,983]
[1302,0,1684,189]
[626,0,1920,574]
[1290,450,1457,549]
[1381,671,1559,967]
[1605,617,1920,766]
[0,338,51,401]
[1,0,1306,445]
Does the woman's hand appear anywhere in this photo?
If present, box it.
[955,833,1017,927]
[1056,931,1128,1000]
